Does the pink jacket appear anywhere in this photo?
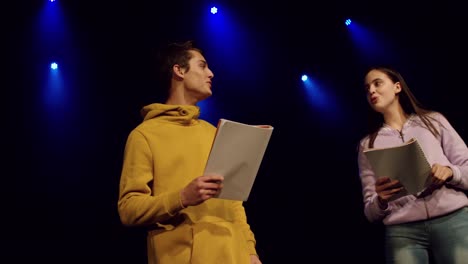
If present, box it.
[357,112,468,225]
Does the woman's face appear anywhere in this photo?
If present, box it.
[364,69,401,114]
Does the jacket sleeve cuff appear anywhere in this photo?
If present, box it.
[372,195,391,217]
[447,165,462,186]
[165,190,186,216]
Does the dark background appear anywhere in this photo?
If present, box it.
[4,0,467,263]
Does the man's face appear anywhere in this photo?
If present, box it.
[182,50,214,101]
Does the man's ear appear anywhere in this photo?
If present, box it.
[173,64,184,78]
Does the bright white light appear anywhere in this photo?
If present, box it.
[211,7,218,14]
[301,75,308,81]
[345,19,352,26]
[50,0,56,2]
[50,62,58,70]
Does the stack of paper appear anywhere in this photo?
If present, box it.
[364,138,432,196]
[204,119,274,201]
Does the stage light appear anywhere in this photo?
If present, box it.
[50,62,58,70]
[301,74,308,81]
[211,7,218,14]
[345,19,352,26]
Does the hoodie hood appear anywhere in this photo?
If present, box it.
[140,103,201,125]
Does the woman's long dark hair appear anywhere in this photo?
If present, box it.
[365,67,440,148]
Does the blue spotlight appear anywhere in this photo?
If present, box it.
[49,0,56,2]
[50,62,58,70]
[345,18,352,26]
[211,6,218,14]
[301,74,308,82]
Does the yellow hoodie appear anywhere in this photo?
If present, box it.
[118,103,257,264]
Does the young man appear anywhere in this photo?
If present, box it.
[118,40,262,264]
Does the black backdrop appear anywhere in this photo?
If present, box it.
[4,0,467,263]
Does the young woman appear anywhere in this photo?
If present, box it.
[357,66,468,263]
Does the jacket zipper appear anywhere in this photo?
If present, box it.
[397,127,430,219]
[398,130,404,142]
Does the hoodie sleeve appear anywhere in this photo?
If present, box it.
[232,201,258,256]
[436,113,468,189]
[117,129,185,226]
[357,139,391,223]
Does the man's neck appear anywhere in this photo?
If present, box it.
[165,90,197,106]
